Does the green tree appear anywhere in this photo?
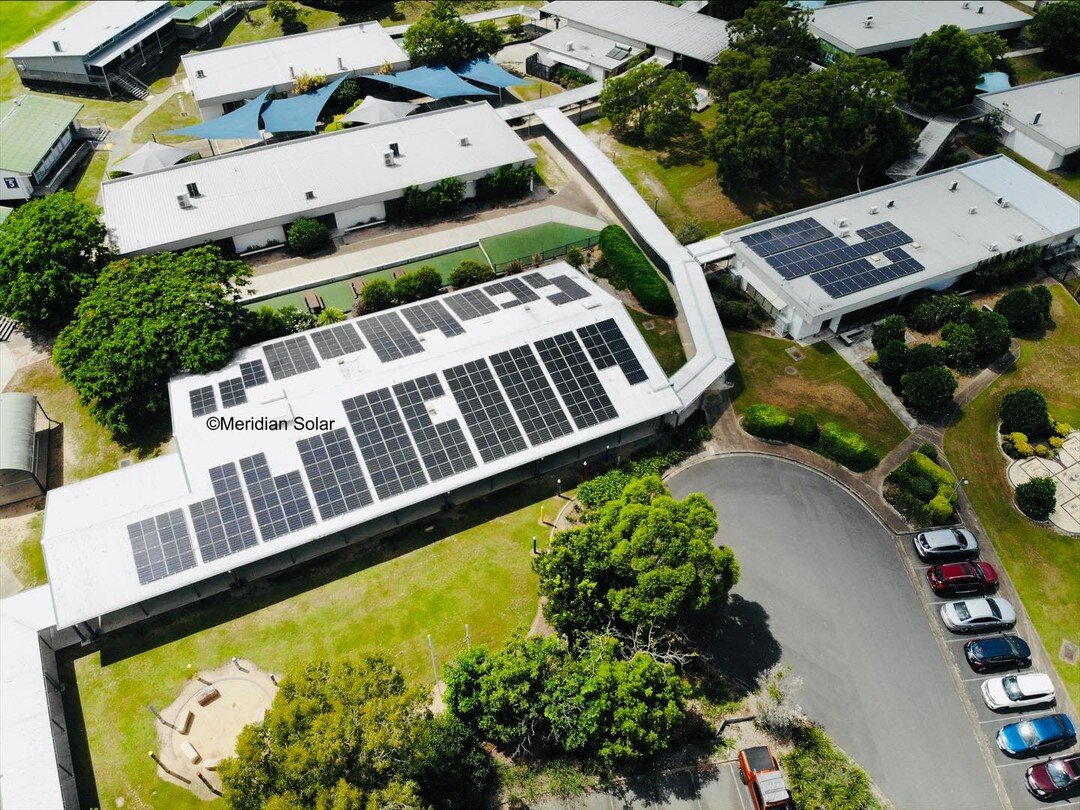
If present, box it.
[900,365,958,419]
[406,714,497,810]
[994,286,1053,334]
[903,25,992,112]
[877,340,909,386]
[504,13,525,38]
[871,314,907,351]
[52,246,251,436]
[1028,0,1080,71]
[243,306,289,345]
[709,0,818,96]
[1016,477,1057,521]
[906,342,947,372]
[600,63,696,145]
[0,190,113,330]
[940,322,977,373]
[404,0,503,66]
[359,277,394,312]
[267,0,301,31]
[449,259,495,289]
[999,387,1051,436]
[534,476,738,640]
[287,217,329,255]
[966,309,1011,364]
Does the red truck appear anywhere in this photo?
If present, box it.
[738,746,794,810]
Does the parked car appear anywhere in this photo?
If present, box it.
[981,673,1056,711]
[1026,754,1080,799]
[940,597,1015,633]
[913,527,978,560]
[927,561,998,596]
[965,635,1032,673]
[997,714,1076,758]
[738,746,794,810]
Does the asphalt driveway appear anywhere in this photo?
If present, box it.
[668,455,1003,810]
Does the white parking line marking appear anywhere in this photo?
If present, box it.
[730,764,747,810]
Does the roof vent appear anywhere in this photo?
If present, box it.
[460,135,470,147]
[977,5,984,13]
[1032,111,1042,125]
[886,199,895,208]
[289,65,295,77]
[962,1,970,8]
[304,190,315,200]
[839,229,850,238]
[989,242,999,252]
[863,15,873,27]
[337,55,344,70]
[384,151,395,167]
[388,142,400,157]
[949,180,959,191]
[1014,232,1024,242]
[195,68,205,78]
[52,40,62,52]
[177,194,192,209]
[868,205,879,214]
[969,206,978,214]
[836,217,848,227]
[995,196,1010,208]
[186,182,200,198]
[911,242,921,249]
[566,40,575,50]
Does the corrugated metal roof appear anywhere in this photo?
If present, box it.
[0,95,82,175]
[540,1,728,64]
[7,0,172,59]
[171,0,216,21]
[0,393,38,473]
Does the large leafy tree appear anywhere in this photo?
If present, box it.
[903,25,993,112]
[0,190,113,330]
[900,365,958,419]
[404,0,502,66]
[52,246,251,436]
[219,655,494,809]
[1028,0,1080,71]
[534,476,738,641]
[599,63,696,145]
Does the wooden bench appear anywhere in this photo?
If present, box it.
[304,292,325,313]
[350,277,365,298]
[196,686,220,706]
[180,740,201,764]
[179,710,194,735]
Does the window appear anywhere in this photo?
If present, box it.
[953,603,971,621]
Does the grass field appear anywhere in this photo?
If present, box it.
[132,92,200,145]
[72,483,560,809]
[627,308,686,376]
[944,284,1080,707]
[728,331,910,457]
[511,77,562,102]
[65,150,109,207]
[480,221,597,266]
[219,4,346,47]
[1009,53,1063,85]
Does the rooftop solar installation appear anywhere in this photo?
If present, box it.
[740,217,832,257]
[189,385,217,418]
[762,221,914,280]
[43,265,684,628]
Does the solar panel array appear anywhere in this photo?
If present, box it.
[490,345,573,445]
[535,332,619,428]
[239,453,316,541]
[343,389,429,499]
[218,377,247,409]
[190,385,217,418]
[402,300,465,337]
[190,463,259,562]
[444,288,499,320]
[741,217,832,257]
[578,319,648,384]
[356,312,424,363]
[297,428,374,519]
[811,248,925,298]
[240,359,269,388]
[394,375,477,480]
[128,510,197,584]
[310,322,366,360]
[264,336,320,380]
[765,222,913,280]
[444,359,529,462]
[547,275,590,305]
[485,277,541,308]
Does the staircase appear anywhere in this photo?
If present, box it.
[108,71,149,100]
[0,316,17,342]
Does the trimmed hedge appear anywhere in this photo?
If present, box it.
[598,225,676,315]
[817,422,880,472]
[885,449,958,526]
[791,412,819,445]
[906,451,956,489]
[999,387,1050,436]
[1016,476,1056,521]
[743,404,790,441]
[286,218,330,255]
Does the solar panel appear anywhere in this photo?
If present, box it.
[128,510,197,585]
[485,277,541,308]
[218,377,247,409]
[239,453,316,541]
[296,428,374,519]
[522,272,553,289]
[546,275,590,305]
[535,332,619,428]
[264,336,320,380]
[444,288,499,320]
[343,388,428,499]
[189,385,217,418]
[741,217,832,258]
[606,44,632,60]
[310,322,365,360]
[356,312,424,363]
[240,359,269,388]
[443,359,529,463]
[393,375,477,480]
[578,319,648,384]
[402,300,465,337]
[189,462,258,563]
[765,221,913,280]
[490,345,573,445]
[811,249,925,298]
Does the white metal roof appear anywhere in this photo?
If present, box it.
[183,22,409,106]
[100,102,536,254]
[7,0,172,60]
[724,155,1080,321]
[539,1,729,64]
[533,25,643,71]
[809,0,1030,55]
[41,266,683,628]
[977,74,1080,155]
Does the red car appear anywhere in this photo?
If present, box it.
[1026,754,1080,799]
[927,561,998,596]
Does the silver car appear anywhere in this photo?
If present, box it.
[940,597,1016,633]
[913,527,978,560]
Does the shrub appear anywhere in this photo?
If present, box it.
[243,306,289,344]
[359,278,394,313]
[907,451,956,488]
[1050,436,1064,449]
[782,727,877,810]
[885,486,927,521]
[286,218,329,255]
[577,469,632,509]
[907,293,971,333]
[1035,443,1051,458]
[400,177,465,222]
[921,494,955,526]
[565,246,585,268]
[907,476,936,502]
[1055,421,1073,437]
[477,164,536,200]
[555,65,593,88]
[965,309,1012,365]
[901,365,957,419]
[969,131,997,153]
[1003,432,1035,458]
[675,217,706,245]
[717,298,761,329]
[995,286,1053,334]
[871,315,907,351]
[504,13,525,37]
[971,245,1043,289]
[598,225,675,315]
[332,77,361,106]
[743,404,790,440]
[449,259,495,289]
[278,305,316,333]
[1016,477,1056,521]
[907,343,947,372]
[394,265,443,303]
[917,442,938,461]
[791,412,819,446]
[817,422,880,471]
[292,71,327,94]
[940,322,977,372]
[999,387,1050,436]
[877,340,909,386]
[865,353,879,369]
[315,306,345,326]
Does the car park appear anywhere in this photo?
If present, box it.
[1026,754,1080,800]
[913,528,979,561]
[927,561,998,596]
[940,597,1015,633]
[965,635,1032,673]
[981,673,1056,711]
[996,714,1076,758]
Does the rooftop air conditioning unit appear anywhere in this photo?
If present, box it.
[384,151,395,166]
[388,142,400,157]
[969,206,978,214]
[460,136,470,147]
[52,40,62,52]
[1014,232,1024,242]
[989,242,1000,252]
[839,229,850,238]
[868,205,879,214]
[177,194,192,209]
[863,15,873,27]
[305,190,315,200]
[195,69,205,78]
[949,180,959,191]
[886,199,895,208]
[836,217,848,227]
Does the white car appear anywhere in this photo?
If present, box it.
[982,673,1056,711]
[940,597,1016,633]
[913,527,979,560]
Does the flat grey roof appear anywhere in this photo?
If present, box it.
[809,1,1030,55]
[977,74,1080,154]
[533,25,643,71]
[539,1,728,64]
[7,0,172,60]
[101,103,535,254]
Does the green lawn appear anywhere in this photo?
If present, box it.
[728,331,910,457]
[132,92,200,145]
[73,483,560,809]
[65,149,109,207]
[511,77,561,102]
[480,221,598,266]
[1009,53,1063,85]
[219,4,346,47]
[627,308,686,376]
[944,284,1080,706]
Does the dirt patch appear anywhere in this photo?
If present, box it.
[766,376,882,427]
[684,176,750,230]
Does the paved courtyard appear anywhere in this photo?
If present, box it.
[1007,432,1080,534]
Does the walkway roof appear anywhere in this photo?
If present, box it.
[0,95,82,174]
[262,75,347,133]
[171,0,216,21]
[368,65,495,98]
[168,88,270,141]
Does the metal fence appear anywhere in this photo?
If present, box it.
[525,52,555,82]
[492,234,600,273]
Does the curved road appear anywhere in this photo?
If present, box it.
[669,455,1003,810]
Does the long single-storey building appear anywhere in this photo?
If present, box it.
[0,94,88,201]
[100,102,536,255]
[6,0,177,95]
[720,155,1079,340]
[976,74,1080,171]
[182,22,410,121]
[808,0,1030,59]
